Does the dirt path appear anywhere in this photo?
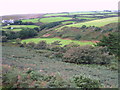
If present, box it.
[2,46,118,88]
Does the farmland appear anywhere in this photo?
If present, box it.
[40,17,72,23]
[21,18,39,23]
[21,37,94,46]
[66,17,118,27]
[2,25,39,29]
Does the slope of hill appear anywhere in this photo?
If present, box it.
[2,13,44,20]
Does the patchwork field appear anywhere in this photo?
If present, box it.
[21,38,95,46]
[44,12,97,16]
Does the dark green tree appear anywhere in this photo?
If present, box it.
[97,32,120,59]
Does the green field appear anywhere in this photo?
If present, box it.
[21,18,39,23]
[2,25,39,29]
[44,12,96,17]
[77,17,96,20]
[44,13,68,16]
[1,28,22,31]
[62,21,76,24]
[40,17,72,23]
[94,15,105,16]
[21,38,94,46]
[66,17,118,27]
[107,13,118,16]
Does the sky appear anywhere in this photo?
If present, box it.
[0,0,119,16]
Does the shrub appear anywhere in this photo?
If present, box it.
[1,36,7,42]
[51,41,61,45]
[26,42,36,48]
[74,34,81,40]
[81,25,87,29]
[34,41,47,49]
[94,27,102,31]
[16,38,21,44]
[63,46,115,65]
[70,75,101,88]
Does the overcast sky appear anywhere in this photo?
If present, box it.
[0,0,119,16]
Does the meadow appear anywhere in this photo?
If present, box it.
[66,17,118,27]
[21,18,39,23]
[21,38,94,46]
[1,28,22,31]
[40,17,72,23]
[2,25,39,29]
[44,12,97,16]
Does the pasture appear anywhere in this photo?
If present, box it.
[21,38,94,46]
[1,28,22,31]
[40,17,72,23]
[21,18,39,23]
[2,25,39,29]
[66,17,118,27]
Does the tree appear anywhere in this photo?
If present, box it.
[97,32,120,59]
[72,15,77,19]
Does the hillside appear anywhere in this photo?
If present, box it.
[2,13,44,20]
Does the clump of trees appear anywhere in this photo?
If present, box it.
[11,20,34,25]
[2,28,38,40]
[40,22,61,30]
[96,32,120,59]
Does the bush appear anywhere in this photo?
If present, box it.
[70,75,101,88]
[63,46,115,65]
[26,42,36,48]
[81,25,87,29]
[2,67,102,88]
[34,41,47,49]
[74,34,81,40]
[94,27,102,31]
[1,36,7,42]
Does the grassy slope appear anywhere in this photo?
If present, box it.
[21,38,94,46]
[40,17,72,23]
[66,17,118,27]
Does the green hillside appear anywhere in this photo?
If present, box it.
[66,17,118,27]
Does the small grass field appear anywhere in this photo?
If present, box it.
[21,38,94,46]
[66,17,118,27]
[2,25,39,29]
[21,18,39,23]
[40,17,72,23]
[44,12,96,17]
[1,28,22,31]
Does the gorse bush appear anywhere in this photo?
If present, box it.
[26,42,36,48]
[34,41,47,49]
[63,46,115,65]
[70,75,101,88]
[2,67,102,88]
